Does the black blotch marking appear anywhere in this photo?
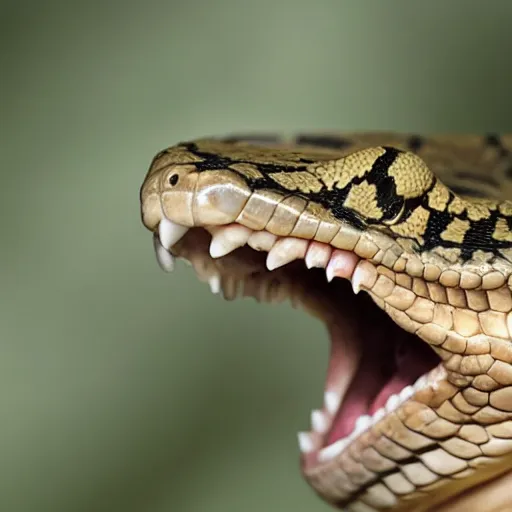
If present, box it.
[302,148,402,228]
[296,134,352,150]
[407,135,424,153]
[460,213,502,259]
[221,134,283,145]
[417,199,453,251]
[186,143,235,171]
[188,142,316,173]
[485,133,509,158]
[364,147,404,222]
[427,207,512,260]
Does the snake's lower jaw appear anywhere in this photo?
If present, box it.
[148,216,460,510]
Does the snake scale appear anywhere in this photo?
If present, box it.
[139,133,512,512]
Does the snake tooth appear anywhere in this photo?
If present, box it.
[311,409,329,434]
[209,224,252,258]
[305,241,332,269]
[158,217,189,250]
[351,260,378,295]
[266,237,309,270]
[325,249,360,282]
[325,390,342,416]
[208,274,221,295]
[152,233,174,272]
[247,230,278,252]
[298,432,315,454]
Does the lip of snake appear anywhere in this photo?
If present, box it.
[139,133,512,512]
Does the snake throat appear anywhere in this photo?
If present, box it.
[140,135,512,512]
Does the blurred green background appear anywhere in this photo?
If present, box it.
[3,1,512,511]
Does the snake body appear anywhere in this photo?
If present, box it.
[139,133,512,511]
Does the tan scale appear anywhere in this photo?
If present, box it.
[440,218,471,244]
[493,217,512,243]
[344,181,383,220]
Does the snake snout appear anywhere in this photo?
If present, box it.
[157,164,199,227]
[140,171,161,231]
[156,166,252,228]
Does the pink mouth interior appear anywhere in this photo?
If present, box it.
[169,228,441,452]
[324,287,440,444]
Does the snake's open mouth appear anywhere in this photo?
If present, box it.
[141,134,512,511]
[153,219,442,472]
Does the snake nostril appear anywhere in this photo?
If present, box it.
[169,174,179,186]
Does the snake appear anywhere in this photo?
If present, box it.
[139,133,512,512]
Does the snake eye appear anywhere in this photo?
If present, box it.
[169,174,179,186]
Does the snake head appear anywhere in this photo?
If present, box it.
[140,135,512,512]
